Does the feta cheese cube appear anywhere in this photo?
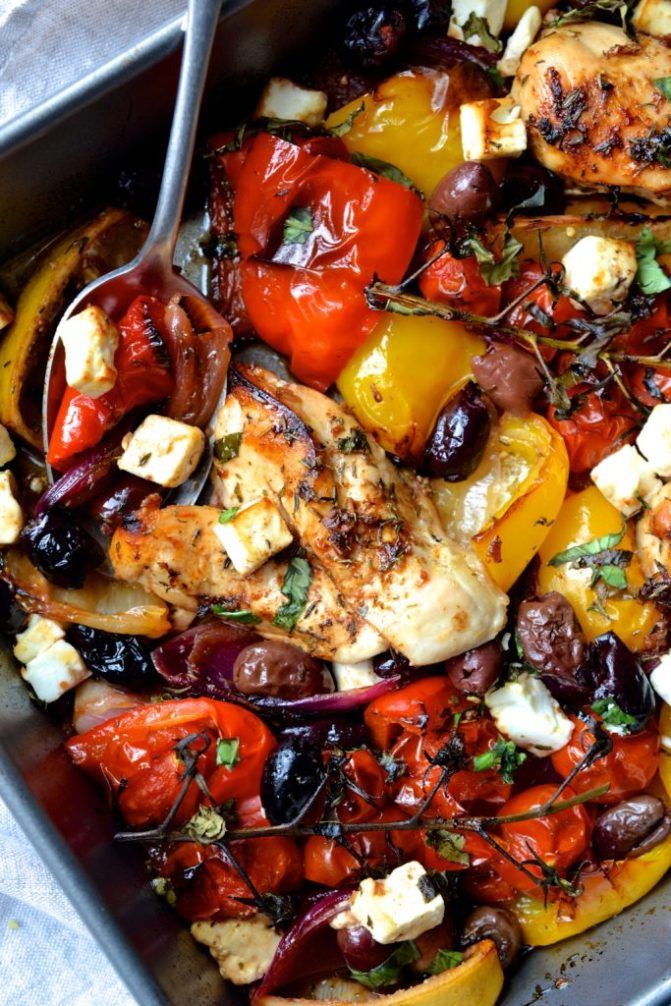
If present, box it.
[213,497,293,576]
[332,659,384,691]
[256,77,328,128]
[21,639,90,703]
[561,236,637,316]
[0,470,23,545]
[349,861,445,945]
[632,0,671,37]
[13,615,65,664]
[497,6,541,76]
[449,0,507,42]
[485,672,573,756]
[590,444,661,517]
[460,96,527,162]
[0,424,15,468]
[118,415,206,488]
[60,305,119,399]
[637,404,671,478]
[650,652,671,705]
[191,916,281,985]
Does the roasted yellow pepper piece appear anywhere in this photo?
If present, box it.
[326,69,465,197]
[433,413,568,592]
[0,208,146,448]
[513,834,671,945]
[503,0,556,29]
[537,486,659,652]
[337,313,484,460]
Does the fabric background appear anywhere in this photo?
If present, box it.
[0,5,188,1004]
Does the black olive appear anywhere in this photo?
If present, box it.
[461,906,523,969]
[499,163,565,216]
[342,4,406,68]
[337,926,391,971]
[21,509,104,588]
[373,650,411,679]
[68,624,156,687]
[404,0,451,33]
[282,719,367,752]
[593,795,669,860]
[589,632,656,731]
[423,382,491,481]
[261,736,325,825]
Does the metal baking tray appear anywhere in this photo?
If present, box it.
[0,3,670,1004]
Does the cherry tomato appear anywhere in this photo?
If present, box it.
[333,748,387,821]
[504,261,582,342]
[551,715,659,804]
[303,807,403,886]
[364,676,466,750]
[65,698,276,827]
[419,241,501,317]
[547,386,638,474]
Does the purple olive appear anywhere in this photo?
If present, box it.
[593,796,670,860]
[233,640,334,700]
[423,382,491,481]
[261,735,325,825]
[499,163,565,216]
[342,4,406,68]
[446,641,501,696]
[430,162,499,224]
[589,632,656,731]
[461,906,522,969]
[337,926,391,971]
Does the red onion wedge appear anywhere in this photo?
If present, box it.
[162,294,231,428]
[249,675,401,716]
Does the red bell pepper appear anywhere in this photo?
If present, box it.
[48,295,173,470]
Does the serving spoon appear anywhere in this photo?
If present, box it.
[42,0,225,504]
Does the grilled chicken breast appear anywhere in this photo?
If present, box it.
[213,365,508,665]
[110,498,386,663]
[513,23,671,201]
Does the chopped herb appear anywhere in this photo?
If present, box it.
[655,77,671,100]
[216,737,240,768]
[591,563,628,590]
[487,66,505,89]
[328,101,365,137]
[184,805,228,843]
[273,556,312,631]
[349,941,420,989]
[550,0,628,29]
[350,151,418,191]
[548,526,625,567]
[214,432,242,464]
[425,829,470,866]
[282,207,314,246]
[592,697,638,731]
[336,428,371,453]
[460,12,502,52]
[466,233,523,285]
[211,605,262,625]
[427,949,465,976]
[417,873,440,902]
[635,227,671,296]
[473,737,527,784]
[218,507,239,524]
[151,877,177,906]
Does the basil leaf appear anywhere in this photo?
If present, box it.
[655,77,671,99]
[460,12,502,52]
[218,507,239,524]
[336,428,371,454]
[425,829,470,866]
[349,941,420,989]
[427,949,465,976]
[592,697,638,731]
[635,227,671,296]
[551,0,628,29]
[473,737,526,784]
[282,207,314,245]
[329,101,365,137]
[350,151,417,192]
[211,605,262,625]
[548,526,625,567]
[273,557,312,631]
[590,564,628,590]
[214,432,242,464]
[216,737,240,768]
[466,233,523,285]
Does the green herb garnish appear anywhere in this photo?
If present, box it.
[282,207,314,245]
[350,151,418,191]
[329,101,365,137]
[425,829,470,866]
[635,227,671,296]
[214,432,242,464]
[473,737,527,784]
[336,428,371,454]
[216,737,240,768]
[460,12,502,52]
[426,949,465,976]
[218,507,239,524]
[273,556,312,631]
[349,941,420,989]
[592,697,638,731]
[548,526,625,567]
[466,233,523,285]
[211,605,262,625]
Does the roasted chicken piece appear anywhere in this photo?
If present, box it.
[110,498,386,663]
[213,365,507,665]
[513,22,671,201]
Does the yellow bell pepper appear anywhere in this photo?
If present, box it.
[256,940,504,1006]
[326,69,465,198]
[433,413,569,592]
[659,704,671,801]
[337,313,484,460]
[513,834,671,945]
[503,0,556,29]
[0,208,146,448]
[536,486,659,652]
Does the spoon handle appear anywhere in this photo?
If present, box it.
[141,0,223,278]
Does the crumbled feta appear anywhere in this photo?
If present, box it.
[637,404,671,478]
[497,6,541,76]
[332,659,384,691]
[256,77,328,128]
[590,444,661,518]
[449,0,507,43]
[13,615,65,665]
[213,497,293,576]
[561,236,637,316]
[460,96,527,162]
[632,0,671,37]
[0,470,23,545]
[21,639,90,703]
[0,424,16,468]
[118,414,206,488]
[191,916,281,985]
[650,653,671,706]
[349,861,445,945]
[485,672,573,756]
[60,305,119,399]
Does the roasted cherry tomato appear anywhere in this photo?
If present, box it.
[551,715,659,804]
[365,676,465,750]
[420,241,501,318]
[303,806,410,886]
[547,386,638,474]
[65,698,276,827]
[504,261,582,344]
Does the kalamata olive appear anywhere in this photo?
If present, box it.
[337,926,391,971]
[373,650,410,679]
[593,795,669,860]
[0,578,27,635]
[446,641,501,696]
[429,162,499,224]
[472,344,543,415]
[233,640,334,699]
[68,624,155,687]
[342,4,406,68]
[423,382,491,481]
[516,592,591,704]
[261,736,325,825]
[461,906,522,969]
[499,163,565,216]
[590,632,656,731]
[20,509,104,588]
